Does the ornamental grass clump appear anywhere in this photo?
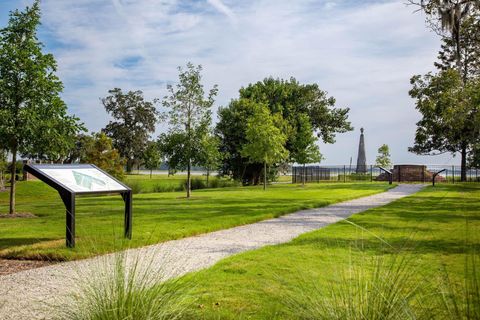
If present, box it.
[60,251,194,320]
[287,253,426,320]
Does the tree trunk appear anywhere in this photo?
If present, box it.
[461,145,467,182]
[206,168,209,188]
[150,169,152,179]
[9,145,17,214]
[126,159,133,173]
[302,163,306,187]
[0,170,4,192]
[187,159,191,198]
[263,162,267,191]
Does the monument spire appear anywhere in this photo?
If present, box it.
[356,127,367,173]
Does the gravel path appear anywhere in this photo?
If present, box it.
[0,184,424,319]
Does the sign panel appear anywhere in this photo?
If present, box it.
[34,164,128,193]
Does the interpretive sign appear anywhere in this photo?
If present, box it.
[23,164,132,248]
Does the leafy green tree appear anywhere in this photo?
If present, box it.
[83,133,125,179]
[157,132,185,175]
[375,144,392,168]
[409,69,479,180]
[142,141,161,178]
[468,144,480,167]
[0,1,84,214]
[162,63,218,198]
[241,104,288,190]
[291,114,323,186]
[65,134,95,164]
[102,88,159,173]
[199,132,222,187]
[216,77,351,183]
[0,150,7,191]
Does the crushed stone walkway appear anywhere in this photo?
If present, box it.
[0,184,424,319]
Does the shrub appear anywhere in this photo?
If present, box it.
[126,180,143,194]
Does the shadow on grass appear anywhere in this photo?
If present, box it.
[0,238,57,251]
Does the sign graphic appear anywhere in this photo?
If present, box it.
[37,166,128,193]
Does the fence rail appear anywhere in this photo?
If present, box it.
[291,165,480,183]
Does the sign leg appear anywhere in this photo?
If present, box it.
[60,192,75,248]
[122,191,132,239]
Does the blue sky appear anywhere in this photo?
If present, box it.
[0,0,460,165]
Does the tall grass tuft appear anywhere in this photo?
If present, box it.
[59,251,194,320]
[437,250,480,319]
[286,253,428,320]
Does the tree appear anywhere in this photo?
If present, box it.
[102,88,158,173]
[241,104,288,190]
[435,15,480,83]
[157,131,185,175]
[0,2,84,214]
[409,0,479,73]
[65,134,95,164]
[142,141,161,178]
[409,69,480,180]
[199,133,222,187]
[162,63,218,198]
[375,144,392,168]
[216,77,351,184]
[82,133,125,179]
[0,150,7,191]
[468,143,480,167]
[290,113,323,186]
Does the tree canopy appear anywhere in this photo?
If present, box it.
[102,88,158,173]
[409,69,480,177]
[0,1,84,214]
[216,77,351,183]
[241,103,288,190]
[82,132,125,179]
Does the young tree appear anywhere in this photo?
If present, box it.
[199,133,222,187]
[0,2,84,214]
[241,104,288,190]
[409,69,479,180]
[162,63,218,198]
[142,141,161,178]
[290,114,323,186]
[102,88,158,173]
[83,133,125,179]
[375,144,392,168]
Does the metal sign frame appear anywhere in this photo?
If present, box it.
[23,164,132,248]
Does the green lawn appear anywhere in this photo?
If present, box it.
[175,184,480,319]
[123,173,238,193]
[0,180,392,260]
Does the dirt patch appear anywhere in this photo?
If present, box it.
[0,259,56,276]
[0,212,37,218]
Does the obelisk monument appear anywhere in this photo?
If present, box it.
[356,128,367,173]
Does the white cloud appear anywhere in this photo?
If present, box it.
[22,0,458,165]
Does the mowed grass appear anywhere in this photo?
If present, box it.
[0,179,392,261]
[174,184,480,319]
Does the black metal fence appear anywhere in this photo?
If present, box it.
[291,165,480,183]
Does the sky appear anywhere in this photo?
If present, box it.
[0,0,462,165]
